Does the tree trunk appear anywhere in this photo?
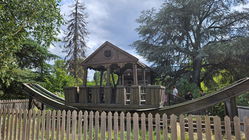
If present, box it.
[192,57,202,88]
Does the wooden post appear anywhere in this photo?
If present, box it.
[143,69,146,85]
[83,67,88,86]
[116,86,126,105]
[225,97,238,119]
[130,85,141,106]
[100,70,104,87]
[122,74,125,86]
[133,63,138,85]
[106,65,111,86]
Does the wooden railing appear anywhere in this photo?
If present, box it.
[64,85,165,109]
[0,109,248,140]
[0,99,29,110]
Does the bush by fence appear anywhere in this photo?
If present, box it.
[0,109,249,140]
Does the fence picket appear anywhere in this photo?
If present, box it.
[94,111,99,140]
[108,112,112,140]
[9,109,15,140]
[196,115,202,140]
[18,109,23,140]
[170,114,177,140]
[26,110,33,140]
[120,112,125,140]
[205,116,211,140]
[148,113,153,140]
[100,112,106,140]
[5,109,10,140]
[133,113,139,140]
[61,110,66,140]
[13,109,19,140]
[72,110,77,140]
[22,110,28,140]
[214,116,222,140]
[155,113,161,140]
[224,116,232,140]
[89,111,94,140]
[46,110,51,140]
[56,110,61,140]
[234,116,241,140]
[66,110,71,140]
[36,111,41,140]
[83,111,88,140]
[179,114,185,140]
[52,110,56,140]
[163,114,168,140]
[244,117,249,140]
[141,113,146,140]
[0,109,2,140]
[114,112,118,140]
[41,110,46,140]
[31,110,36,140]
[187,115,194,140]
[126,112,131,140]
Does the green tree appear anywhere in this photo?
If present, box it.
[63,0,88,80]
[43,60,80,95]
[133,0,249,87]
[0,0,62,90]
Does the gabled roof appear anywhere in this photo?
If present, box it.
[82,41,149,68]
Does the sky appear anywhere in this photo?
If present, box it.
[49,0,164,64]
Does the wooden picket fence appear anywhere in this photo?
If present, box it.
[0,99,29,110]
[0,109,249,140]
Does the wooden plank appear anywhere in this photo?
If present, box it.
[13,109,19,140]
[77,111,82,140]
[179,114,185,140]
[107,112,112,140]
[148,113,153,140]
[205,116,211,140]
[36,110,41,140]
[196,116,202,140]
[163,114,168,140]
[120,112,125,140]
[170,114,177,140]
[51,110,56,140]
[126,112,131,140]
[89,111,94,140]
[22,110,28,140]
[9,109,15,140]
[46,110,51,140]
[0,109,3,140]
[113,112,118,140]
[244,117,249,140]
[31,110,36,140]
[61,110,66,140]
[5,109,10,140]
[133,113,139,140]
[18,110,23,140]
[100,112,106,140]
[141,113,146,140]
[26,110,32,140]
[83,111,88,140]
[155,113,161,140]
[72,110,77,140]
[41,110,46,140]
[187,115,194,140]
[56,110,61,140]
[94,111,99,140]
[224,116,232,140]
[234,116,241,140]
[214,116,222,140]
[66,110,71,140]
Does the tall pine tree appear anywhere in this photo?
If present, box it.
[63,0,88,80]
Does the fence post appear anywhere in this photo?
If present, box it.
[179,114,185,140]
[155,113,161,140]
[141,113,146,140]
[46,110,51,140]
[120,112,125,140]
[94,111,99,140]
[205,116,211,140]
[78,111,83,140]
[72,110,77,140]
[214,116,222,140]
[188,115,194,140]
[114,112,118,140]
[31,110,37,140]
[56,110,61,140]
[224,116,232,140]
[83,111,88,140]
[126,112,131,140]
[148,113,153,140]
[170,114,177,140]
[107,112,112,140]
[66,110,71,140]
[163,114,168,140]
[61,110,66,140]
[133,113,139,140]
[52,110,57,140]
[100,112,106,140]
[89,111,94,140]
[234,116,241,140]
[244,117,249,140]
[196,116,202,140]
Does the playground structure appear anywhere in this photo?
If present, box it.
[22,42,249,118]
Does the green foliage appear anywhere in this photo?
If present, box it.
[176,78,200,98]
[0,0,62,89]
[63,0,88,79]
[133,0,249,87]
[43,60,81,94]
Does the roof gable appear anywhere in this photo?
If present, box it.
[82,41,139,66]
